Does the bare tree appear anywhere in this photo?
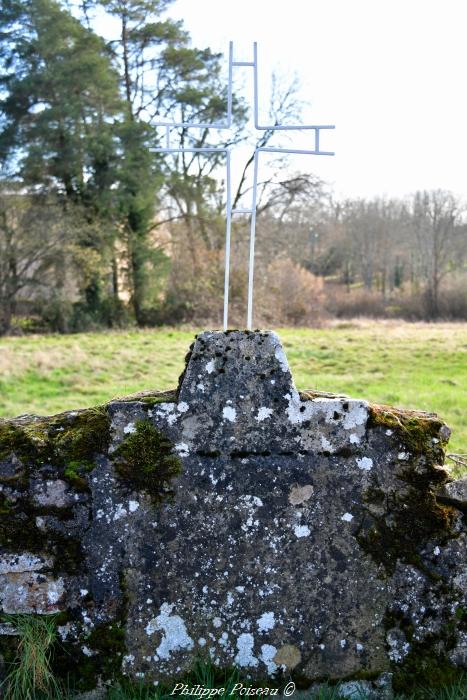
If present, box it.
[411,190,463,318]
[232,72,306,211]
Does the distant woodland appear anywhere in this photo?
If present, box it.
[1,0,466,335]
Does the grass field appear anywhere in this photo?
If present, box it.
[0,320,466,463]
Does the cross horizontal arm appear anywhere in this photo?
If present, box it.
[152,147,228,154]
[254,124,335,131]
[257,146,335,156]
[153,121,232,130]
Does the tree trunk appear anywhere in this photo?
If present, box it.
[0,297,13,335]
[111,252,120,302]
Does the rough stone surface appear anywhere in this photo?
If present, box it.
[437,476,467,512]
[0,330,465,693]
[32,478,72,508]
[0,552,64,614]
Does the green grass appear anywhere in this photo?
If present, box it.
[0,320,465,462]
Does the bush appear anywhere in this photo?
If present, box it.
[258,257,326,326]
[439,278,467,320]
[324,280,467,322]
[325,285,387,319]
[8,315,49,335]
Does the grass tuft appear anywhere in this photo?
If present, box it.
[0,613,63,700]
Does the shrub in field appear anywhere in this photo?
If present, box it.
[438,278,467,320]
[259,257,326,326]
[325,285,387,318]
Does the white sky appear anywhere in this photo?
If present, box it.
[166,0,467,202]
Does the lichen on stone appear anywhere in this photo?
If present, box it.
[1,331,466,692]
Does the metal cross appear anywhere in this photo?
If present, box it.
[153,42,334,330]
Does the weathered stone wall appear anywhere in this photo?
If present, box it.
[0,331,465,694]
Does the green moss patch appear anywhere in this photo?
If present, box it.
[392,634,465,694]
[369,403,449,462]
[112,419,182,501]
[0,406,110,561]
[82,621,126,684]
[355,403,458,576]
[50,620,126,692]
[50,406,110,468]
[357,486,456,577]
[116,388,177,406]
[0,406,110,489]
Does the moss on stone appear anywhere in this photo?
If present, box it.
[392,639,464,693]
[63,461,94,491]
[376,610,465,694]
[0,422,36,490]
[51,534,83,574]
[80,622,125,688]
[0,488,45,552]
[112,419,182,501]
[141,392,177,406]
[48,406,110,470]
[393,657,464,694]
[357,485,456,577]
[355,403,457,578]
[50,620,126,692]
[86,621,126,678]
[116,389,177,406]
[369,403,449,461]
[0,495,83,571]
[0,406,109,566]
[0,407,109,471]
[0,406,110,492]
[0,492,14,516]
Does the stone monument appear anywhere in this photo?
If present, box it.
[0,331,465,695]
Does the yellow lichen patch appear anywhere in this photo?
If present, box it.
[273,644,302,669]
[288,484,314,506]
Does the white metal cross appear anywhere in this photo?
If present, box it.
[153,42,334,330]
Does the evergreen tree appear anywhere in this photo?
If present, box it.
[0,0,125,322]
[0,0,246,327]
[83,0,246,323]
[0,0,121,197]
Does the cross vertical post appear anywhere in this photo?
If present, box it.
[223,150,232,331]
[153,42,335,330]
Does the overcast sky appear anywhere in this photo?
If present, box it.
[165,0,467,202]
